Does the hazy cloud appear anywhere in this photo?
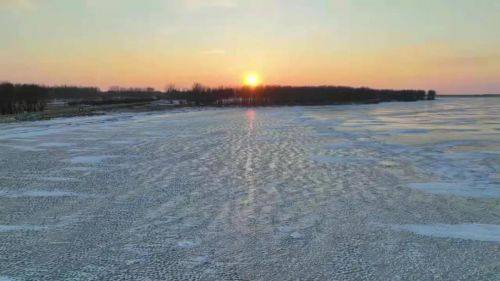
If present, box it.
[184,0,238,9]
[436,55,500,67]
[201,49,227,55]
[0,0,36,11]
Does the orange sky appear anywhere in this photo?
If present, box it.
[0,0,499,94]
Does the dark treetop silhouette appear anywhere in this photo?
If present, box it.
[0,82,436,115]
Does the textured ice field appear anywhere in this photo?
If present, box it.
[0,98,499,280]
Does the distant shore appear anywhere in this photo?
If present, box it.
[1,82,437,122]
[440,94,500,98]
[0,101,186,123]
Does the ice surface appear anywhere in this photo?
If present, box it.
[67,155,113,164]
[176,240,199,249]
[0,144,45,152]
[390,224,500,242]
[0,190,83,198]
[289,231,305,239]
[0,225,48,232]
[37,142,74,148]
[408,182,500,198]
[64,166,95,172]
[0,98,498,280]
[38,176,78,182]
[310,155,374,164]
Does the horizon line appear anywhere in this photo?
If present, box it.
[2,80,499,95]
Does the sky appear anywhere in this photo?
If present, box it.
[0,0,499,94]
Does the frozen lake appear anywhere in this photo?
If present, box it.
[0,98,499,280]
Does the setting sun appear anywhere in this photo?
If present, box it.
[244,73,261,87]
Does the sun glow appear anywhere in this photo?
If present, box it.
[244,73,261,87]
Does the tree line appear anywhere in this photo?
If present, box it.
[167,85,436,106]
[0,83,48,115]
[0,83,164,114]
[0,81,436,115]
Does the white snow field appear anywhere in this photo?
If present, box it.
[0,98,499,280]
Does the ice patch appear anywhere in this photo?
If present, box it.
[408,182,500,198]
[0,225,48,232]
[311,155,373,164]
[0,276,16,281]
[379,129,429,136]
[390,224,500,243]
[64,166,94,172]
[290,231,305,239]
[37,142,73,148]
[324,142,355,150]
[378,160,398,168]
[278,225,293,234]
[396,129,429,134]
[107,140,136,145]
[444,151,499,160]
[0,190,84,198]
[0,127,67,140]
[187,255,209,265]
[177,240,198,249]
[0,144,44,152]
[315,132,339,137]
[38,176,78,182]
[67,156,113,164]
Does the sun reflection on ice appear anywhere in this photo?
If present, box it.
[246,109,256,132]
